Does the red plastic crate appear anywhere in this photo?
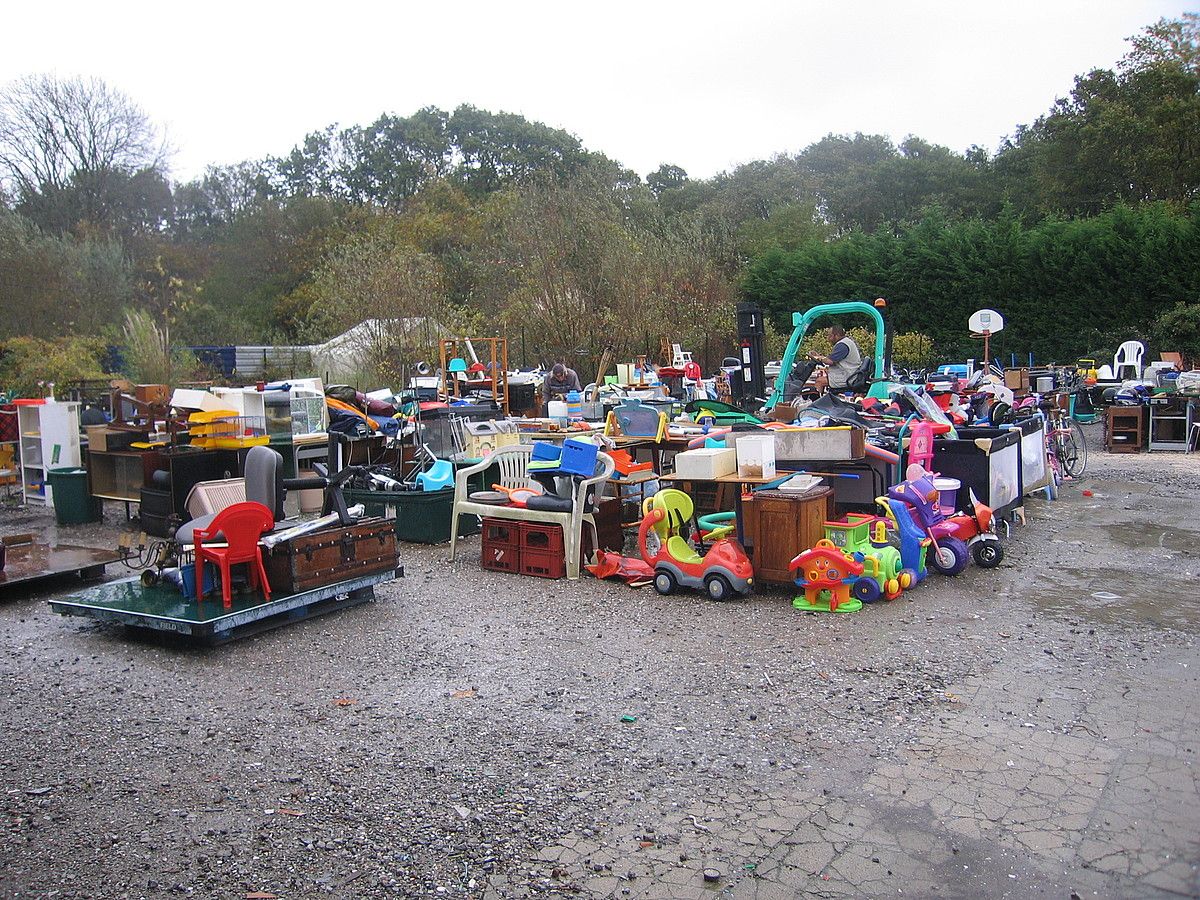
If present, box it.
[481,543,521,574]
[521,522,565,555]
[482,518,523,549]
[520,549,566,579]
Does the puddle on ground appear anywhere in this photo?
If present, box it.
[1016,565,1200,631]
[1101,523,1200,553]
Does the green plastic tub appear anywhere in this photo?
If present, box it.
[342,486,480,543]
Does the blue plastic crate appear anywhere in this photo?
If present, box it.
[532,441,562,462]
[558,439,599,477]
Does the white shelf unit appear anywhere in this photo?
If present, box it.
[17,402,81,507]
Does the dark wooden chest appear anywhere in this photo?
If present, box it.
[264,517,398,594]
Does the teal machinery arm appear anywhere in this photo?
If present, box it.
[764,300,890,410]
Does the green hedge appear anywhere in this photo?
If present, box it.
[741,203,1200,365]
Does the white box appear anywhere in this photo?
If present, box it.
[673,448,737,480]
[736,434,776,479]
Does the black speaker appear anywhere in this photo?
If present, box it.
[732,303,766,408]
[736,302,764,337]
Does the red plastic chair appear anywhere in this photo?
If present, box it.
[192,501,275,607]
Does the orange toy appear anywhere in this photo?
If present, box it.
[789,539,864,613]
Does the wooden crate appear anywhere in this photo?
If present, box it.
[264,517,398,594]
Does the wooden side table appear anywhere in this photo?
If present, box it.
[1105,406,1146,453]
[740,486,834,584]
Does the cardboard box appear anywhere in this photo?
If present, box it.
[135,384,169,405]
[84,425,112,452]
[1003,368,1030,392]
[674,447,737,480]
[769,427,866,461]
[736,434,776,479]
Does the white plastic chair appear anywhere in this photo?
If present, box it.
[450,445,614,579]
[1113,341,1145,381]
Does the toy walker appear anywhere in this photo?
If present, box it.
[822,513,913,601]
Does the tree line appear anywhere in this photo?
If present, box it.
[0,14,1196,385]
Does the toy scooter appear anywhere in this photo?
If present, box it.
[884,464,969,576]
[946,489,1004,568]
[638,489,754,601]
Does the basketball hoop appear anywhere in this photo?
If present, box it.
[968,309,1004,367]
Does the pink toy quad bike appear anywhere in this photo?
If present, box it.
[885,464,970,576]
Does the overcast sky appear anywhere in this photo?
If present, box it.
[2,1,1189,184]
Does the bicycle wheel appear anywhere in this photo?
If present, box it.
[1059,420,1088,477]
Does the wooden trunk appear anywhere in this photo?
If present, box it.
[740,487,833,584]
[264,517,398,594]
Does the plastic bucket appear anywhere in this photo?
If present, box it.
[179,561,218,597]
[932,477,961,516]
[297,487,324,514]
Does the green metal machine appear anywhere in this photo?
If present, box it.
[764,300,892,410]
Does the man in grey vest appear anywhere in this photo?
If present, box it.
[811,324,862,393]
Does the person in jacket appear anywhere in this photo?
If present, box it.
[544,362,583,398]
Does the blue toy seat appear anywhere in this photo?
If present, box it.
[417,459,455,492]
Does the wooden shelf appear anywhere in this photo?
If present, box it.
[87,449,148,503]
[1106,405,1146,453]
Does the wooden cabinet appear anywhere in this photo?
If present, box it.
[740,486,833,584]
[1106,406,1146,453]
[87,449,148,502]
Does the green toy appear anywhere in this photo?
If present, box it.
[765,300,894,410]
[822,513,912,602]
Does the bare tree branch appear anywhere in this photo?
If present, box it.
[0,74,168,202]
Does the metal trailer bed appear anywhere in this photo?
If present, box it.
[49,569,398,645]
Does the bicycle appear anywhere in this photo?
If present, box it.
[1040,394,1088,483]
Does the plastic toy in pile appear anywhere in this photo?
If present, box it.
[789,539,865,613]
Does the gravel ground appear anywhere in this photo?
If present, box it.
[0,435,1197,899]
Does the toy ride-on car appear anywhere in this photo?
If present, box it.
[637,489,754,601]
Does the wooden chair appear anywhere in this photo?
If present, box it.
[450,445,614,579]
[193,501,275,607]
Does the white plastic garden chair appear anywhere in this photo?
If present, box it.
[450,445,614,579]
[1113,341,1145,381]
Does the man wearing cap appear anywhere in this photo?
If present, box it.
[544,362,583,398]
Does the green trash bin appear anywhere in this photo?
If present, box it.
[48,467,103,525]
